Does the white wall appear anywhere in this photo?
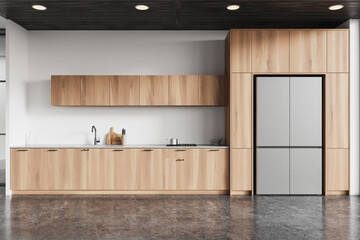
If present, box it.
[350,19,360,195]
[26,31,227,145]
[6,20,29,194]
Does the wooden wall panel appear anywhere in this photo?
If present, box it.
[290,30,326,72]
[252,30,290,73]
[327,30,349,73]
[325,73,349,148]
[230,30,252,72]
[230,73,252,148]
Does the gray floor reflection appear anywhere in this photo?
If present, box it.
[0,188,359,240]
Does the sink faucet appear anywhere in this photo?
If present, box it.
[91,126,100,145]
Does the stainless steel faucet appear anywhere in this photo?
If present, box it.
[91,126,100,145]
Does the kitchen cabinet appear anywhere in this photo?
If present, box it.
[290,30,326,73]
[164,149,199,190]
[81,75,110,105]
[230,30,252,72]
[327,30,349,73]
[198,149,229,190]
[230,149,252,192]
[252,30,290,73]
[11,149,88,190]
[51,75,81,106]
[87,149,138,190]
[169,75,199,105]
[326,149,349,192]
[138,149,164,190]
[325,74,349,148]
[110,75,140,106]
[140,75,169,106]
[199,75,227,106]
[230,73,252,148]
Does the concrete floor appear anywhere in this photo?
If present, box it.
[0,188,359,240]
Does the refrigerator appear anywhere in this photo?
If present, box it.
[0,82,5,172]
[256,76,322,195]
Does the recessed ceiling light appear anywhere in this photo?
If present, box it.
[227,5,240,11]
[135,5,149,11]
[32,5,47,11]
[329,5,344,11]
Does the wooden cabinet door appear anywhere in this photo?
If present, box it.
[327,149,349,191]
[198,149,229,190]
[326,74,349,148]
[230,73,252,148]
[164,149,200,190]
[110,75,140,106]
[290,30,326,73]
[169,75,199,105]
[11,149,54,190]
[87,149,138,190]
[51,149,88,190]
[327,30,349,73]
[230,30,252,72]
[199,75,227,106]
[138,149,164,190]
[230,149,252,191]
[140,75,169,105]
[252,30,290,73]
[81,76,110,105]
[51,75,81,106]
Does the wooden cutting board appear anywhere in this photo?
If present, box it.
[106,127,122,145]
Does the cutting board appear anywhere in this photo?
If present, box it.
[106,127,122,145]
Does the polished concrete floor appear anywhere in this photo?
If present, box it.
[0,188,359,240]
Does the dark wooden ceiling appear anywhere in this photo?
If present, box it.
[0,0,359,30]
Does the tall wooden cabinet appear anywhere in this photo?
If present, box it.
[227,29,350,196]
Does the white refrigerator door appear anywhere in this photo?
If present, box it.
[256,77,290,147]
[290,149,322,194]
[290,77,322,146]
[257,148,290,194]
[0,82,5,133]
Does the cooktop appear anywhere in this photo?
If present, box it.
[166,144,197,147]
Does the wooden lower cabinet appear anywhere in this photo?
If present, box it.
[87,149,139,190]
[11,149,88,190]
[164,149,229,190]
[11,148,229,193]
[326,149,349,193]
[230,149,252,193]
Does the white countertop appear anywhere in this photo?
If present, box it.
[11,144,229,149]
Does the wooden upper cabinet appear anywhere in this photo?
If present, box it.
[230,73,252,148]
[252,30,290,73]
[230,30,252,72]
[51,75,81,106]
[81,76,110,105]
[290,30,326,73]
[326,73,349,148]
[199,75,227,106]
[110,75,140,106]
[230,149,252,191]
[169,75,199,105]
[326,149,349,191]
[327,30,349,73]
[140,75,169,106]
